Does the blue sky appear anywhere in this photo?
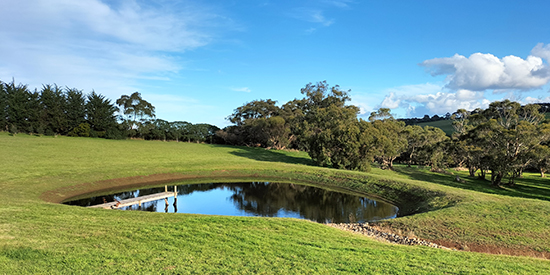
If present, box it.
[1,0,550,127]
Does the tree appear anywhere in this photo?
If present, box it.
[187,123,220,143]
[403,125,448,167]
[5,80,40,134]
[39,84,68,135]
[65,87,87,134]
[297,81,374,170]
[116,92,156,133]
[464,101,549,186]
[228,99,279,126]
[368,109,407,169]
[532,144,550,177]
[86,91,118,137]
[222,99,292,148]
[168,121,192,142]
[368,108,393,122]
[451,109,470,135]
[0,80,7,131]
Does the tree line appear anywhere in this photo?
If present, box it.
[219,81,550,186]
[0,80,220,143]
[4,78,550,186]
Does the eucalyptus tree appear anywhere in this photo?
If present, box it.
[222,99,296,148]
[532,144,550,177]
[450,109,470,135]
[463,101,549,185]
[168,121,192,142]
[297,81,375,170]
[280,98,307,150]
[403,125,448,167]
[368,109,407,169]
[148,119,170,141]
[116,92,156,133]
[228,99,280,126]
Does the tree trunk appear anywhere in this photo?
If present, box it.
[388,158,395,170]
[478,169,486,180]
[468,166,477,177]
[541,169,546,178]
[491,170,503,186]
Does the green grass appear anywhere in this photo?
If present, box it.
[1,132,550,274]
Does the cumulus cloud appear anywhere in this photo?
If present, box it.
[379,92,400,109]
[406,90,489,116]
[371,83,490,117]
[420,44,550,91]
[0,0,230,99]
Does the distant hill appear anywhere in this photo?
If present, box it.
[398,114,454,136]
[398,103,550,137]
[412,119,454,136]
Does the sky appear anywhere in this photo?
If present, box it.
[1,0,550,127]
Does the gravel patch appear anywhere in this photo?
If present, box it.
[327,222,451,250]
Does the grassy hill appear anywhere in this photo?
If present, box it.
[409,119,455,136]
[409,112,550,136]
[1,132,550,274]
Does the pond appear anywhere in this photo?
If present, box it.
[64,182,399,223]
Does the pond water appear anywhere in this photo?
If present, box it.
[65,182,399,223]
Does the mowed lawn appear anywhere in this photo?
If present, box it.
[1,132,550,274]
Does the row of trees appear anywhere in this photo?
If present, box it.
[220,81,550,186]
[218,81,448,171]
[0,81,119,138]
[448,101,550,185]
[0,80,220,143]
[4,78,549,186]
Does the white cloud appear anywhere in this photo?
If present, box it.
[405,90,489,116]
[322,0,354,8]
[379,92,400,109]
[420,45,550,91]
[370,83,490,117]
[0,0,230,99]
[231,87,252,93]
[524,96,550,104]
[349,94,375,115]
[290,8,334,26]
[531,43,550,62]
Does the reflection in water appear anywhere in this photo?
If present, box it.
[65,182,398,223]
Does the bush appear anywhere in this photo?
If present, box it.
[69,123,91,137]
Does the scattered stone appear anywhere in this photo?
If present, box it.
[326,222,450,250]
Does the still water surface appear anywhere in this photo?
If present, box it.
[65,182,398,223]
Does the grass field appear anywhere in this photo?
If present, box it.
[1,132,550,274]
[412,120,455,136]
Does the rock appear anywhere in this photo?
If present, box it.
[326,222,449,250]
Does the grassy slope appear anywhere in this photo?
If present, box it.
[412,120,455,136]
[1,133,550,274]
[411,112,550,136]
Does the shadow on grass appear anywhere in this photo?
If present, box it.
[393,166,550,202]
[211,144,316,166]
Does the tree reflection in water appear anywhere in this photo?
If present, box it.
[65,182,398,223]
